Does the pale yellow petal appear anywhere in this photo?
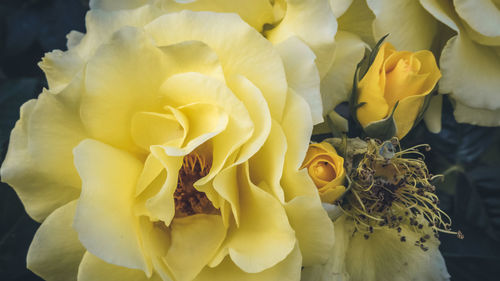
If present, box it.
[165,215,226,281]
[423,95,443,133]
[159,40,226,81]
[75,5,161,59]
[213,166,241,226]
[267,0,337,77]
[439,34,500,111]
[285,196,334,266]
[321,31,367,114]
[77,252,162,281]
[131,111,185,150]
[27,201,84,281]
[145,11,287,121]
[454,100,500,126]
[73,139,150,273]
[337,0,376,46]
[158,0,275,31]
[227,75,271,165]
[330,0,354,18]
[453,0,500,37]
[1,78,86,221]
[419,0,459,32]
[81,27,169,152]
[66,30,84,49]
[39,49,83,92]
[195,244,302,281]
[248,120,287,203]
[276,36,323,124]
[223,163,296,273]
[159,73,253,193]
[281,91,317,199]
[367,0,438,51]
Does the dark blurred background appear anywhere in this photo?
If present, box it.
[0,0,499,280]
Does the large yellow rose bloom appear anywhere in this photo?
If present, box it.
[357,42,441,139]
[0,1,335,280]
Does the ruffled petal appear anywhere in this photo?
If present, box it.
[27,201,85,281]
[77,252,162,281]
[195,244,302,281]
[453,0,500,37]
[439,34,500,112]
[145,11,287,121]
[276,36,323,124]
[1,77,86,221]
[285,196,334,266]
[165,214,226,281]
[81,26,169,151]
[158,0,275,31]
[366,0,438,51]
[73,139,149,274]
[222,163,296,273]
[454,100,500,126]
[267,0,337,77]
[337,0,375,46]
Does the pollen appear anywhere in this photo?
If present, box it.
[341,138,458,248]
[174,149,218,217]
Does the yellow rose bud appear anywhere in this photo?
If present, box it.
[356,42,441,139]
[302,142,346,203]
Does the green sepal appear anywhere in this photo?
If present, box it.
[363,101,399,141]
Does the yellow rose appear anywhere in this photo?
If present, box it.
[356,42,441,139]
[0,1,334,281]
[364,0,500,127]
[302,142,346,203]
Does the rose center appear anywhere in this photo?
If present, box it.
[313,161,336,182]
[174,151,217,217]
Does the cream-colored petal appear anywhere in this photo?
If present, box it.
[453,0,500,37]
[39,49,83,92]
[144,147,183,225]
[337,0,376,46]
[223,164,296,273]
[267,0,337,78]
[195,244,302,281]
[159,40,226,81]
[213,166,241,226]
[131,111,185,150]
[73,139,149,274]
[77,252,162,281]
[285,195,334,266]
[321,31,367,114]
[367,0,438,51]
[158,0,274,31]
[75,5,161,60]
[165,215,226,281]
[159,73,253,186]
[330,0,354,18]
[276,37,323,124]
[423,95,443,133]
[336,216,449,281]
[89,0,149,11]
[27,201,84,281]
[439,34,500,110]
[419,0,459,32]
[301,216,347,281]
[1,78,86,221]
[136,153,166,197]
[81,27,170,152]
[227,75,271,165]
[145,11,287,121]
[66,30,84,49]
[454,100,500,126]
[248,120,287,203]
